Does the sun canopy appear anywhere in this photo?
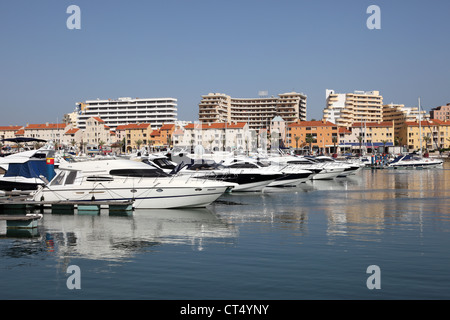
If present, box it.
[4,159,52,179]
[2,137,47,143]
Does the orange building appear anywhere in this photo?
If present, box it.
[149,129,163,148]
[287,120,338,152]
[159,123,176,147]
[116,123,152,152]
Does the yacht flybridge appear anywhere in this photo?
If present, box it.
[31,159,236,209]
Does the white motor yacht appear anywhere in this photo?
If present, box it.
[30,159,236,209]
[220,157,314,187]
[309,156,364,177]
[387,154,444,169]
[176,159,284,192]
[267,155,345,180]
[0,147,56,191]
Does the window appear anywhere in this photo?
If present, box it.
[65,171,78,185]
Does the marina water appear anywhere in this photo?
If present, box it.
[1,162,449,300]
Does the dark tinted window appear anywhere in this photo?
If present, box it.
[110,169,169,177]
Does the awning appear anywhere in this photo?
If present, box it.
[2,137,47,143]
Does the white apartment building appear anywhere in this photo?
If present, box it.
[180,122,252,152]
[0,126,24,146]
[23,123,73,145]
[83,117,113,149]
[270,116,287,149]
[76,97,178,130]
[323,89,383,127]
[199,92,307,130]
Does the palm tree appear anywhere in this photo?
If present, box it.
[332,136,338,154]
[357,136,363,154]
[98,140,105,150]
[135,139,143,150]
[208,138,215,151]
[294,136,300,150]
[121,138,126,154]
[422,135,431,153]
[148,139,154,152]
[305,134,315,154]
[381,140,388,154]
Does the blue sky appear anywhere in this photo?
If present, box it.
[1,0,449,125]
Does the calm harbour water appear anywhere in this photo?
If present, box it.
[1,161,450,300]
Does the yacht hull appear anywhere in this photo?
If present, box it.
[267,172,312,187]
[32,183,233,209]
[0,176,44,191]
[190,173,282,192]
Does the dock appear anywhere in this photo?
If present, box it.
[0,214,43,229]
[0,198,135,225]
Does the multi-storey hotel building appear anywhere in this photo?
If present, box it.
[198,92,307,130]
[382,103,429,138]
[430,103,450,121]
[323,89,383,127]
[76,97,178,130]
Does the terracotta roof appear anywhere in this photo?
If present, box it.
[288,121,337,128]
[428,119,450,125]
[339,127,351,134]
[65,128,80,135]
[404,120,445,127]
[92,117,104,123]
[25,123,69,130]
[115,125,127,131]
[184,122,247,130]
[15,129,25,136]
[173,128,184,135]
[351,121,393,128]
[150,130,161,136]
[0,126,23,131]
[160,123,175,130]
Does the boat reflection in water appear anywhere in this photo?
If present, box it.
[0,207,238,263]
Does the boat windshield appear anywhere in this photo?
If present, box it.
[186,161,226,171]
[227,162,259,169]
[145,158,176,170]
[110,168,170,177]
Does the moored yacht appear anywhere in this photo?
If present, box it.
[308,156,364,177]
[176,158,284,192]
[220,157,314,187]
[0,147,56,191]
[266,155,345,180]
[387,154,444,169]
[30,159,236,209]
